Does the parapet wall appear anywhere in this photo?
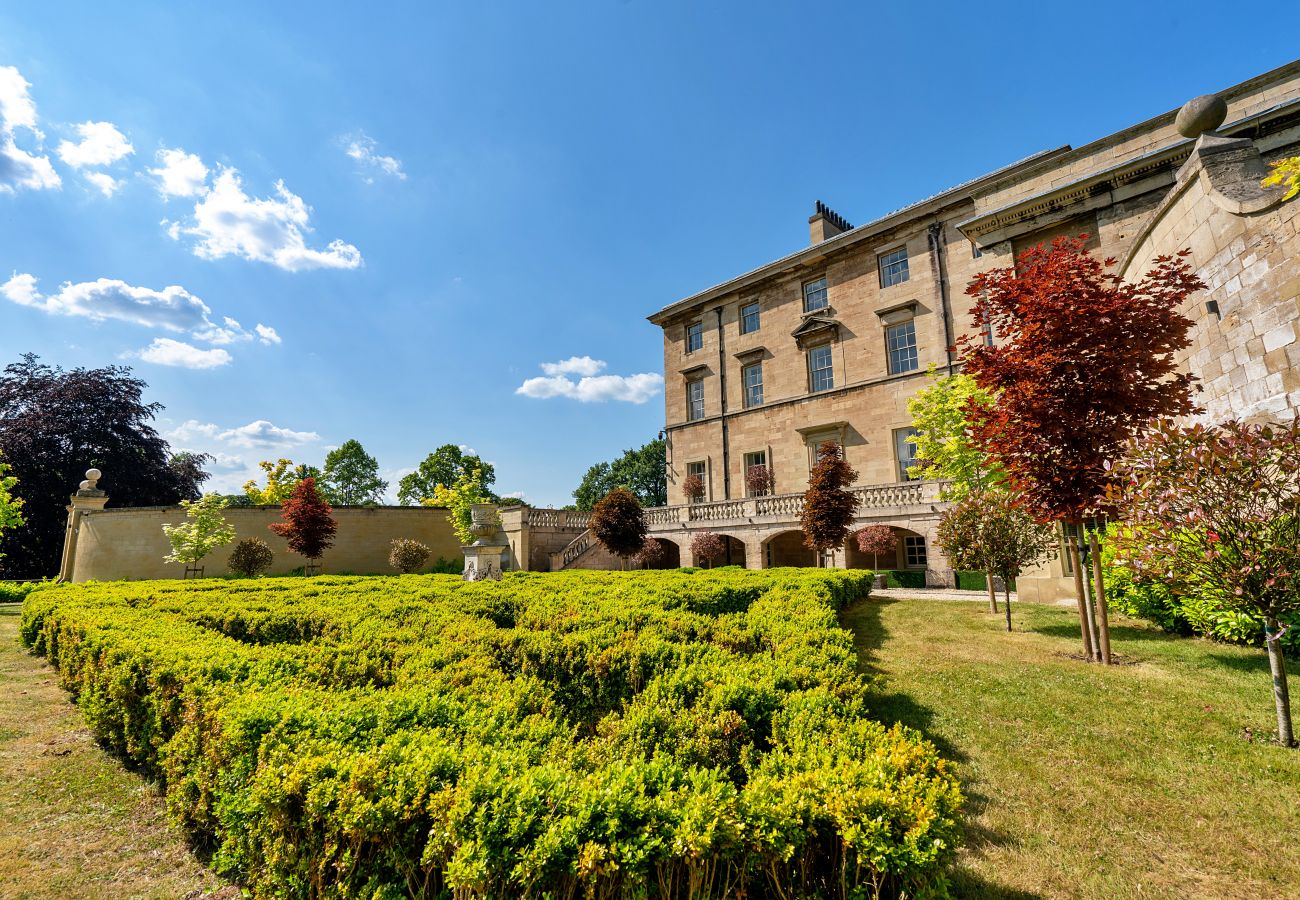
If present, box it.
[67,505,462,582]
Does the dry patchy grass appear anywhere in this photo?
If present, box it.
[843,597,1300,899]
[0,604,228,899]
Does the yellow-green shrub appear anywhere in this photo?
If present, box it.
[21,569,961,898]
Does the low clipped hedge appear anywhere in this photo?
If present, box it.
[21,569,961,898]
[877,570,927,589]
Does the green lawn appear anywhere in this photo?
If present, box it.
[843,597,1300,899]
[0,604,229,900]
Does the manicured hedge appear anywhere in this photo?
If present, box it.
[878,570,927,589]
[21,569,961,898]
[953,571,1016,593]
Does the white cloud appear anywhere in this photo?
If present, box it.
[2,272,279,347]
[83,171,122,197]
[215,419,321,449]
[344,132,406,182]
[166,168,362,271]
[0,65,60,193]
[540,355,606,377]
[516,358,663,404]
[138,338,232,369]
[56,121,133,168]
[149,147,210,198]
[165,420,222,443]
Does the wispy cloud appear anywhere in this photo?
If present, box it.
[166,168,362,271]
[344,132,406,183]
[2,272,279,346]
[517,358,663,404]
[0,65,59,193]
[149,147,209,198]
[137,338,232,369]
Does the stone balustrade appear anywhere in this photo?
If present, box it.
[639,480,946,530]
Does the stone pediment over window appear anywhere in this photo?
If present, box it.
[874,300,918,327]
[791,315,840,350]
[679,362,709,377]
[733,345,767,362]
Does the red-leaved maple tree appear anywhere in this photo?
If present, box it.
[958,236,1203,660]
[269,477,337,568]
[958,236,1204,525]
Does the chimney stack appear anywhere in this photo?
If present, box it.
[809,200,853,244]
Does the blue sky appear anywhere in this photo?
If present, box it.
[0,3,1291,506]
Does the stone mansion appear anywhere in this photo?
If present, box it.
[589,59,1299,598]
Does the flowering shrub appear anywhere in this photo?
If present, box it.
[20,569,960,897]
[633,535,665,569]
[681,474,705,503]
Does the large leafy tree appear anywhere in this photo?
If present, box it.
[800,442,859,554]
[268,477,337,568]
[398,444,496,506]
[424,466,496,545]
[573,438,666,510]
[958,237,1203,657]
[244,459,306,505]
[0,451,26,565]
[1109,419,1300,748]
[321,439,387,506]
[906,367,1001,501]
[0,354,208,578]
[589,487,647,565]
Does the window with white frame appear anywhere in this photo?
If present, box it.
[743,450,769,496]
[886,320,918,374]
[686,321,703,353]
[742,362,763,408]
[686,460,707,501]
[807,344,834,393]
[878,247,910,287]
[904,535,927,568]
[802,277,828,313]
[740,301,761,334]
[894,427,920,481]
[687,378,705,421]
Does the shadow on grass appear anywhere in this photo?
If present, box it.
[1204,650,1274,674]
[841,598,1023,871]
[1030,621,1182,645]
[949,867,1045,899]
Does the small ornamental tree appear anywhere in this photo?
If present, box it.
[682,474,705,504]
[855,525,897,571]
[745,464,775,497]
[937,490,1057,630]
[800,442,859,555]
[634,535,665,569]
[905,366,1002,501]
[690,531,724,568]
[268,477,337,572]
[589,487,647,567]
[228,537,274,577]
[389,538,432,574]
[958,236,1204,657]
[163,492,236,575]
[1108,419,1300,748]
[0,451,25,565]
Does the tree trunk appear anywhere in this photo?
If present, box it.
[1080,553,1102,662]
[1089,532,1112,665]
[1068,535,1095,660]
[1003,584,1013,632]
[1265,616,1296,748]
[986,569,998,613]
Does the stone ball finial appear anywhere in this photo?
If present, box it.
[85,468,101,484]
[1175,94,1227,139]
[79,480,90,491]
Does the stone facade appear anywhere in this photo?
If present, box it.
[638,60,1300,597]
